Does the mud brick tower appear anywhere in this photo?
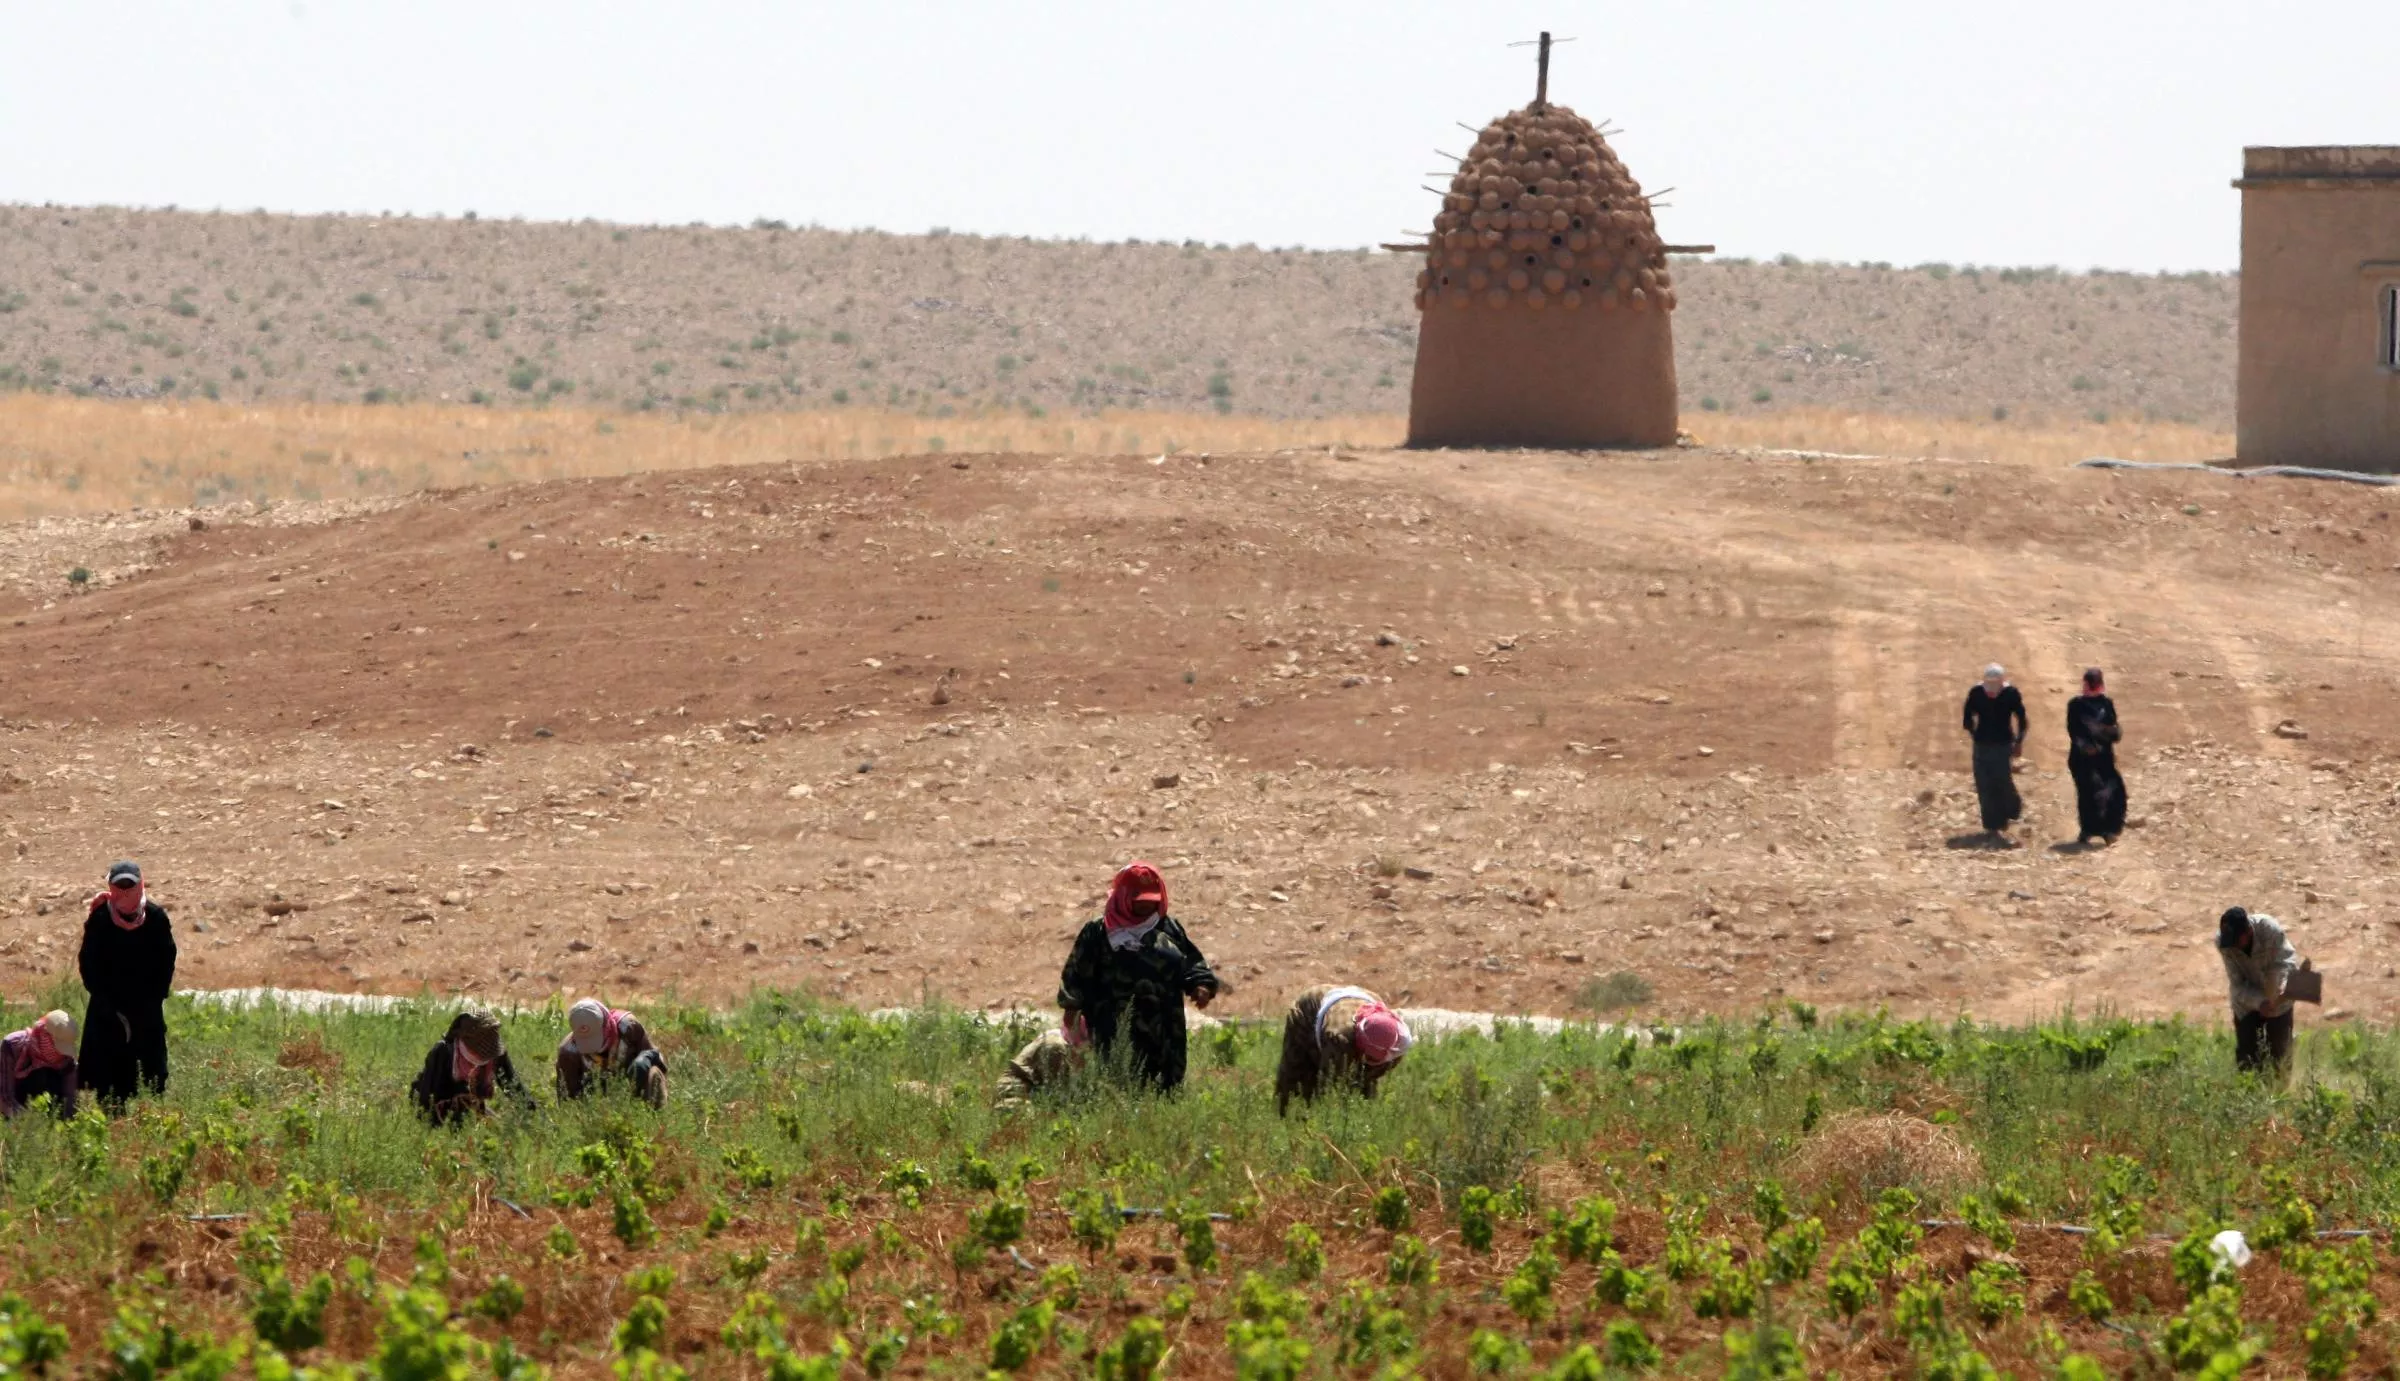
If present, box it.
[1404,35,1700,450]
[2235,146,2400,472]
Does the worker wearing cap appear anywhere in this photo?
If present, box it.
[412,1010,530,1126]
[2218,906,2299,1080]
[1275,984,1414,1115]
[77,860,178,1106]
[0,1011,81,1119]
[1056,861,1218,1093]
[557,998,667,1108]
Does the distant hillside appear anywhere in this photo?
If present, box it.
[0,205,2236,428]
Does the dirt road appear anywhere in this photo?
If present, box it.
[4,444,2396,1026]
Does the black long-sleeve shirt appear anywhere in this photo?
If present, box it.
[78,900,178,1012]
[2067,693,2120,757]
[1962,685,2027,745]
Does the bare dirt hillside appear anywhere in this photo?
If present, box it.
[0,205,2234,428]
[3,443,2391,1028]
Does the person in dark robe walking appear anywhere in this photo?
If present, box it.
[0,1011,80,1119]
[2066,666,2128,846]
[411,1010,529,1125]
[77,860,177,1107]
[1056,860,1218,1093]
[557,998,668,1107]
[1961,664,2028,843]
[1274,984,1413,1115]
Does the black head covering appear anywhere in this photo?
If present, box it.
[2217,907,2251,949]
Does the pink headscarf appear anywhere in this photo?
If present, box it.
[451,1041,495,1097]
[95,884,148,931]
[1353,1002,1412,1066]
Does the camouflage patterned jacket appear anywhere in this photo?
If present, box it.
[1055,915,1216,1091]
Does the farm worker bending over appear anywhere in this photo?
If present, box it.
[994,1027,1084,1109]
[1961,664,2027,844]
[0,1011,80,1119]
[412,1011,530,1126]
[558,998,668,1108]
[78,860,177,1107]
[1274,985,1413,1116]
[2219,907,2302,1081]
[1056,860,1217,1093]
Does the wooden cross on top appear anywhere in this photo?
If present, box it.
[1508,30,1576,109]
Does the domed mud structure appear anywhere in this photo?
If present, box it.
[1405,83,1688,450]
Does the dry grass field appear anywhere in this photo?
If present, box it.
[1,205,2236,430]
[0,394,2230,521]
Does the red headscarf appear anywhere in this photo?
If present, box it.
[94,885,149,931]
[1103,861,1167,933]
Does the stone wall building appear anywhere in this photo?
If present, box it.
[2236,146,2400,471]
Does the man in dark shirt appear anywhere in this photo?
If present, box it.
[1961,664,2027,843]
[77,860,177,1106]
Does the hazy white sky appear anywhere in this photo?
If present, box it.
[3,1,2391,272]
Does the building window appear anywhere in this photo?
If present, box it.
[2384,284,2400,370]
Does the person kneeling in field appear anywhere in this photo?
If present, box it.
[994,1027,1085,1109]
[558,998,668,1108]
[1274,985,1413,1115]
[0,1011,80,1119]
[411,1011,529,1125]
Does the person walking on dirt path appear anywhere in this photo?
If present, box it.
[1056,860,1218,1093]
[77,860,177,1108]
[557,998,668,1108]
[2219,906,2301,1081]
[1274,984,1413,1115]
[0,1011,80,1119]
[2066,667,2128,846]
[412,1010,530,1125]
[1961,664,2028,843]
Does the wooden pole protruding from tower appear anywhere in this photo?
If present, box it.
[1534,31,1551,108]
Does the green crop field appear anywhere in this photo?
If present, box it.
[1,990,2396,1378]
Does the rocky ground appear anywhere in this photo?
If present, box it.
[3,441,2392,1026]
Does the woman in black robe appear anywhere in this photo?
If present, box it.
[1961,664,2027,842]
[2066,667,2127,845]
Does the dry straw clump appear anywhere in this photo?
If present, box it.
[1785,1111,1984,1204]
[1419,105,1674,316]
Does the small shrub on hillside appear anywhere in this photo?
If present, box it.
[1371,1185,1410,1232]
[1554,1194,1616,1262]
[2068,1269,2113,1322]
[1604,1318,1662,1371]
[1387,1234,1438,1287]
[0,1294,69,1375]
[250,1267,334,1352]
[988,1301,1053,1373]
[1095,1317,1169,1381]
[1281,1222,1324,1281]
[1764,1217,1824,1286]
[1468,1328,1530,1374]
[1459,1185,1498,1251]
[1174,1202,1218,1273]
